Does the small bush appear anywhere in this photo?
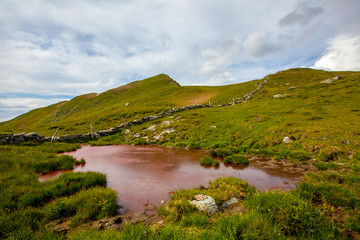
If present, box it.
[224,154,249,165]
[215,148,232,157]
[200,157,213,165]
[200,157,219,166]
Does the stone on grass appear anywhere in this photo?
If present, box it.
[283,136,291,144]
[221,197,239,208]
[189,194,218,215]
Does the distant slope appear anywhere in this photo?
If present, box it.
[117,68,360,159]
[0,73,259,136]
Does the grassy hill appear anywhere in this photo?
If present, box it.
[1,68,360,239]
[0,73,259,136]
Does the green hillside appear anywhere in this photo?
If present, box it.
[1,68,360,239]
[0,74,259,136]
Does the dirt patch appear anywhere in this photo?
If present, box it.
[54,101,68,108]
[248,156,317,177]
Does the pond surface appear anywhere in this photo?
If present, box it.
[40,145,302,214]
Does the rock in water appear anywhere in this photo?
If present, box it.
[189,194,218,215]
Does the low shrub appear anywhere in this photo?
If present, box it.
[200,157,219,166]
[215,148,232,157]
[224,154,249,165]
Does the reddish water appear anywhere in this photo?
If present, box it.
[39,145,302,213]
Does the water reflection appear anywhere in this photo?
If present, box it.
[40,145,302,213]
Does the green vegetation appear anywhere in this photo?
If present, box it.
[224,154,249,165]
[0,68,360,239]
[200,156,220,166]
[0,143,116,239]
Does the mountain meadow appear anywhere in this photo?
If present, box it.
[1,68,360,239]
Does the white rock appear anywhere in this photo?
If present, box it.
[283,136,291,144]
[161,121,172,127]
[273,94,287,99]
[147,125,156,132]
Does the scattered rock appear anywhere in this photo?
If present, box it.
[162,128,175,134]
[53,220,71,232]
[321,75,341,84]
[288,86,298,90]
[161,121,172,127]
[221,197,239,208]
[283,136,291,144]
[273,94,287,99]
[210,125,217,128]
[125,129,131,134]
[147,125,156,132]
[125,103,130,107]
[133,133,141,138]
[189,194,219,215]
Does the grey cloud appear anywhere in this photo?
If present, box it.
[243,31,282,58]
[279,3,323,26]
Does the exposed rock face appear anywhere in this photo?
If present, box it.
[189,194,219,215]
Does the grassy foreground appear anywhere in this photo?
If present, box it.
[0,142,359,239]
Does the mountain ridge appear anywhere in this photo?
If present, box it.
[0,68,359,139]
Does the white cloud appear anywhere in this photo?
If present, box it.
[0,98,68,122]
[192,72,236,86]
[243,31,282,58]
[312,35,360,71]
[0,0,360,122]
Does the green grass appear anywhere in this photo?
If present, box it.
[224,154,249,165]
[200,156,220,166]
[0,68,360,239]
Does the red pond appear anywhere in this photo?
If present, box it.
[39,145,302,214]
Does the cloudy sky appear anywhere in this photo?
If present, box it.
[0,0,359,122]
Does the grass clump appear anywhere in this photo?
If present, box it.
[200,156,220,166]
[45,187,117,225]
[224,154,249,165]
[244,191,342,239]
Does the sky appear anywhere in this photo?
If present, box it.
[0,0,360,122]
